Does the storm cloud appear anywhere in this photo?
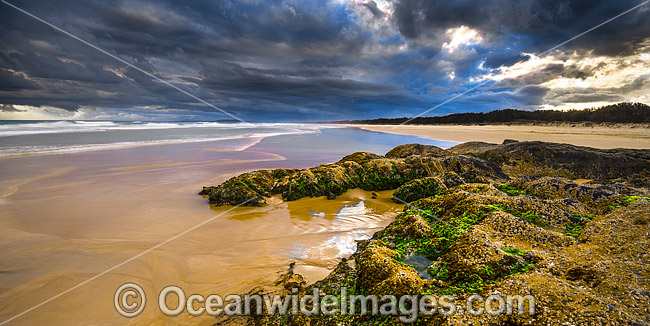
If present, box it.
[0,0,649,121]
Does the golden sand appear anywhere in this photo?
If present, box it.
[348,123,650,149]
[0,141,401,325]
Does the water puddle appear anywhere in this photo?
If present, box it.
[403,254,433,280]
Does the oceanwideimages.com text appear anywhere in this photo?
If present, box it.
[115,283,535,323]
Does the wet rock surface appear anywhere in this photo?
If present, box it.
[392,176,447,203]
[201,144,507,206]
[385,143,450,158]
[207,142,650,325]
[449,140,650,187]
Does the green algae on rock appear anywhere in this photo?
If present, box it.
[209,142,650,325]
[201,144,508,206]
[392,176,447,203]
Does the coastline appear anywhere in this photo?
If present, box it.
[343,123,650,149]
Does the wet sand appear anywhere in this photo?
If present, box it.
[347,123,650,149]
[0,128,447,325]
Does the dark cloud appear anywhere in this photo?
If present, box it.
[5,51,124,83]
[391,0,650,56]
[1,0,401,120]
[362,1,386,19]
[0,104,25,112]
[543,88,625,107]
[0,69,41,91]
[483,53,530,69]
[0,0,648,120]
[514,85,550,105]
[561,93,624,103]
[198,61,397,98]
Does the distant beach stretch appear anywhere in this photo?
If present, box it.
[347,123,650,149]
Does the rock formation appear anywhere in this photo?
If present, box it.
[206,141,650,325]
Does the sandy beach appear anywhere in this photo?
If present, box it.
[347,123,650,149]
[0,126,449,325]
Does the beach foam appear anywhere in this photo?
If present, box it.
[0,122,339,157]
[0,121,335,137]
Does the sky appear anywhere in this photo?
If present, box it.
[0,0,649,121]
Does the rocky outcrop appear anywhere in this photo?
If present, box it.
[201,144,508,206]
[199,169,297,206]
[449,140,650,186]
[208,141,650,325]
[392,176,447,203]
[355,241,426,297]
[506,175,649,212]
[385,143,450,158]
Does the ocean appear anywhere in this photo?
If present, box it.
[0,121,336,157]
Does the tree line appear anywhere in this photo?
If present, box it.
[336,102,650,125]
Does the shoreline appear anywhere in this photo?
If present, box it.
[343,123,650,149]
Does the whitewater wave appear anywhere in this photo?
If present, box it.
[0,130,316,158]
[0,121,337,137]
